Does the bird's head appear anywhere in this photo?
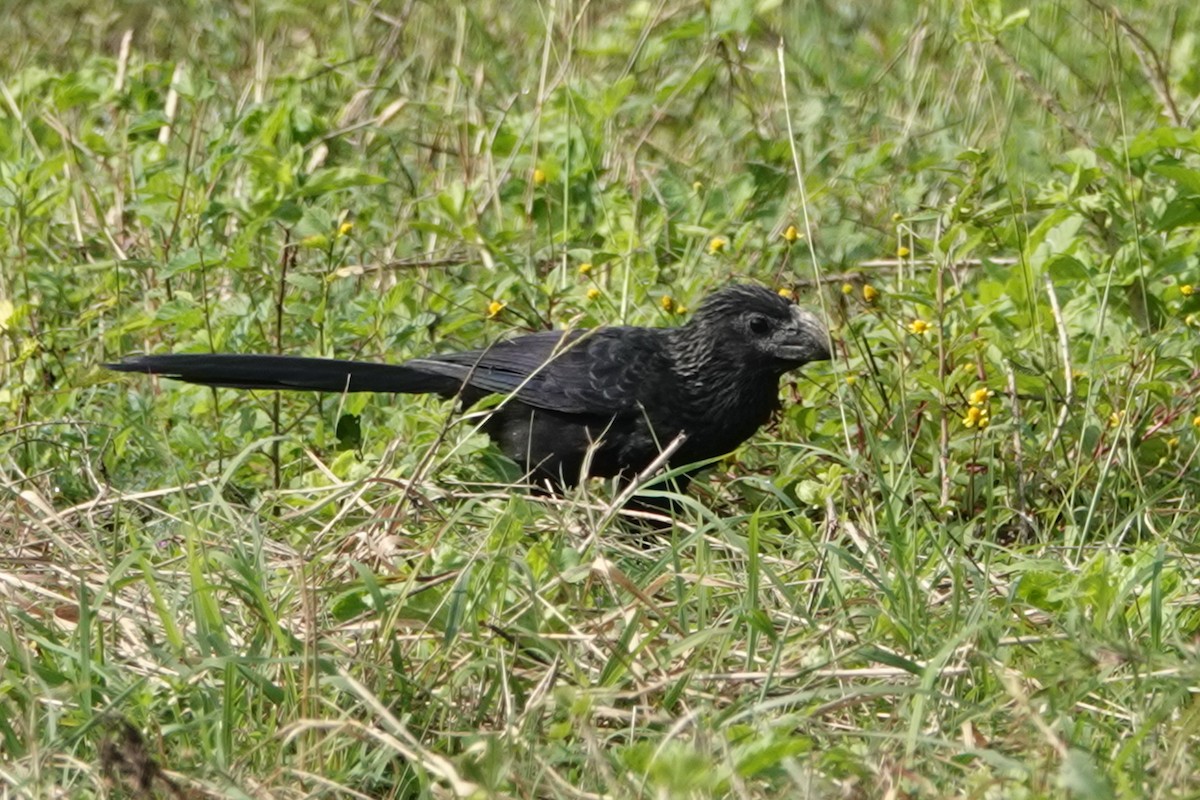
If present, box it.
[684,284,832,372]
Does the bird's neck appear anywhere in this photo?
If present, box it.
[657,326,780,459]
[667,326,781,406]
[668,326,775,381]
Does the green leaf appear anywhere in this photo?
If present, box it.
[1157,196,1200,231]
[860,646,923,675]
[335,413,362,451]
[298,167,386,198]
[1047,254,1090,282]
[1058,749,1114,799]
[996,8,1030,32]
[1149,163,1200,194]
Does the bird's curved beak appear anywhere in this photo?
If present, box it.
[774,306,832,365]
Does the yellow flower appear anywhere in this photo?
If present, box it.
[337,221,354,237]
[486,300,506,318]
[777,287,795,300]
[907,319,930,335]
[532,168,547,185]
[660,295,675,313]
[1109,411,1123,428]
[1192,415,1200,428]
[962,406,990,429]
[841,282,854,295]
[1168,436,1180,449]
[1182,284,1195,296]
[897,245,911,258]
[708,236,727,255]
[892,212,903,222]
[783,225,801,244]
[845,375,857,386]
[862,284,879,303]
[587,287,601,301]
[692,181,703,192]
[968,387,994,407]
[578,262,592,275]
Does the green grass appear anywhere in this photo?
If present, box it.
[3,0,1200,797]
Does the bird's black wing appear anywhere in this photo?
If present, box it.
[408,327,665,416]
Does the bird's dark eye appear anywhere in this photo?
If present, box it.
[748,314,771,335]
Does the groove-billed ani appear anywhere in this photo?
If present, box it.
[108,284,830,489]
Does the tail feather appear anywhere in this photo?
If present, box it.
[107,353,465,396]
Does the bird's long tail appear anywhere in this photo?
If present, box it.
[106,353,465,395]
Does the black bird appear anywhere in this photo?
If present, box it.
[108,284,830,490]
